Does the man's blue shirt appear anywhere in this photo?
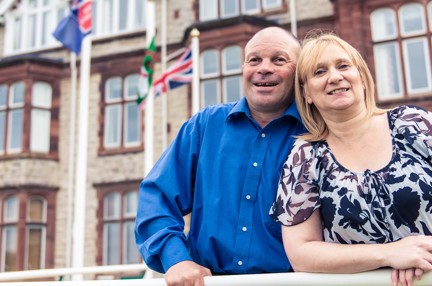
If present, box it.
[135,97,305,274]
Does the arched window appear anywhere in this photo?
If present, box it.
[1,196,19,271]
[370,4,432,100]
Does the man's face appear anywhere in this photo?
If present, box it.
[243,28,299,117]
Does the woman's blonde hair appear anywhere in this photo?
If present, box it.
[295,31,383,141]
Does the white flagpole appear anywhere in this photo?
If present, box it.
[66,52,77,270]
[71,33,92,281]
[290,0,297,37]
[161,0,168,149]
[191,28,200,115]
[144,0,156,176]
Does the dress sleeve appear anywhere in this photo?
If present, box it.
[393,105,432,161]
[270,139,320,226]
[134,114,201,273]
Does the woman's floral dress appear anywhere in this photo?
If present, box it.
[270,105,432,243]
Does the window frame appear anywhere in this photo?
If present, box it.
[0,187,57,272]
[96,181,142,267]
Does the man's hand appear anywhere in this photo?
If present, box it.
[165,261,212,286]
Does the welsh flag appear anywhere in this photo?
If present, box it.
[136,36,157,105]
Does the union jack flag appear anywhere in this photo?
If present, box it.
[153,45,192,97]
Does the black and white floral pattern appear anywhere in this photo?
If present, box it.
[270,105,432,244]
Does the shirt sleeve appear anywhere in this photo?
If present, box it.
[270,139,320,226]
[393,105,432,161]
[135,114,201,273]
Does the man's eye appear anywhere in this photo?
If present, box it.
[274,58,288,65]
[246,58,259,65]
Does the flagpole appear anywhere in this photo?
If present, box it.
[66,52,77,270]
[191,28,200,115]
[161,0,168,149]
[72,33,92,281]
[144,0,156,176]
[290,0,297,37]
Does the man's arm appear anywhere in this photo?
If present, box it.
[134,118,200,273]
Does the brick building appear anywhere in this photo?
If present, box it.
[0,0,431,276]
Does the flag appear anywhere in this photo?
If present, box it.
[136,36,157,105]
[52,0,92,55]
[153,45,192,98]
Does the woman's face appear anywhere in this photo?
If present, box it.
[303,43,365,116]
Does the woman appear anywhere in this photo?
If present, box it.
[270,32,432,286]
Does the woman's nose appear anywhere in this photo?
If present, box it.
[328,68,343,83]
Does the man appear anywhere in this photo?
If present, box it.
[135,26,305,286]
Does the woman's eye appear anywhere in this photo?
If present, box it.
[313,69,325,76]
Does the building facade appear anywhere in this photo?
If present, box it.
[0,0,431,277]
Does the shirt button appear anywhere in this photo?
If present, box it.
[261,133,266,138]
[245,195,251,200]
[253,162,258,167]
[242,227,247,232]
[238,260,243,266]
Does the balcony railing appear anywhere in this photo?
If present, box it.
[0,266,431,286]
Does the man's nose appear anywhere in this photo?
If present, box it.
[257,59,274,74]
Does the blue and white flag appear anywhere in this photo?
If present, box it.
[53,0,92,55]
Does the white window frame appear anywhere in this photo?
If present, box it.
[199,0,218,21]
[402,37,432,94]
[201,79,221,107]
[201,50,220,78]
[399,3,426,37]
[242,0,260,15]
[370,8,397,41]
[373,42,404,100]
[222,46,242,75]
[221,0,239,18]
[223,75,243,103]
[30,82,52,153]
[263,0,282,10]
[92,0,147,38]
[24,225,46,270]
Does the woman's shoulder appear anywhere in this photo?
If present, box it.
[388,105,429,119]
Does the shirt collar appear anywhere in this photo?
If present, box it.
[227,96,302,123]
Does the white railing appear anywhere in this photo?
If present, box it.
[1,269,432,286]
[0,264,149,282]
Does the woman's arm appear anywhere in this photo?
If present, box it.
[282,210,432,273]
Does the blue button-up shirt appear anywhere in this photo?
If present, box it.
[135,97,305,274]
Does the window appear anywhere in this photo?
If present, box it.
[1,196,18,271]
[4,0,68,54]
[92,0,146,37]
[3,0,146,55]
[5,82,24,154]
[25,196,46,270]
[370,3,432,100]
[199,0,283,21]
[0,81,54,157]
[201,46,243,107]
[101,190,141,265]
[0,190,54,272]
[103,74,142,150]
[31,82,52,153]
